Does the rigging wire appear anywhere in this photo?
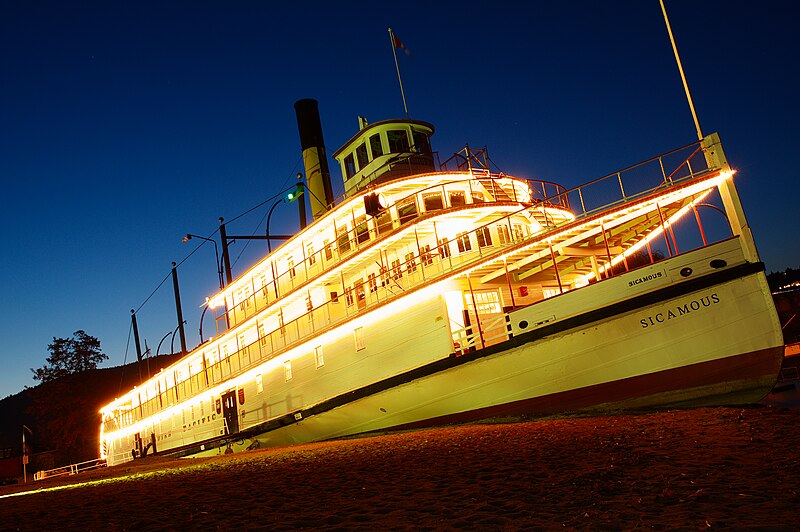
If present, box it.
[116,320,133,396]
[230,156,304,268]
[130,155,305,316]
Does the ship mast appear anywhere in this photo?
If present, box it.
[660,0,703,142]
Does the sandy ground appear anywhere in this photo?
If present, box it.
[1,405,798,530]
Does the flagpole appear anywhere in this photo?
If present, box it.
[660,0,703,141]
[388,27,409,117]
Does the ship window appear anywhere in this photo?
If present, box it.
[513,223,528,241]
[423,192,443,211]
[258,274,269,299]
[449,191,466,207]
[397,198,417,225]
[379,265,389,286]
[307,244,316,265]
[391,259,402,280]
[306,293,313,312]
[405,252,417,273]
[376,210,393,235]
[465,290,502,314]
[354,327,365,351]
[258,322,268,346]
[457,233,472,253]
[344,153,356,179]
[368,272,378,292]
[256,374,263,393]
[420,244,433,266]
[438,237,451,259]
[356,142,369,169]
[387,129,410,153]
[284,360,292,381]
[355,215,370,244]
[315,345,324,368]
[412,130,431,153]
[497,224,511,244]
[356,280,366,304]
[324,238,333,261]
[477,226,493,248]
[345,287,354,307]
[337,224,352,255]
[239,287,251,310]
[543,287,560,299]
[369,133,384,158]
[287,258,296,279]
[330,290,339,302]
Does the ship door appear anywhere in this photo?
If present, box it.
[465,289,507,348]
[221,390,239,435]
[354,278,367,310]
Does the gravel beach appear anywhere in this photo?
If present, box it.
[1,406,798,530]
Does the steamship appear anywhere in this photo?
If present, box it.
[99,100,783,466]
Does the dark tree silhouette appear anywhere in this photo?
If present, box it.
[31,330,107,383]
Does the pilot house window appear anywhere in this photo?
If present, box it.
[412,130,431,153]
[369,134,384,158]
[355,142,369,170]
[344,154,356,179]
[387,130,410,153]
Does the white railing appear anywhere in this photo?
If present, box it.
[33,458,107,481]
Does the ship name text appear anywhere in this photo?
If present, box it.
[628,270,664,288]
[639,293,720,328]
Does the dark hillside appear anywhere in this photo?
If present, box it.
[0,353,183,470]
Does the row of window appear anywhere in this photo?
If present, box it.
[107,325,373,432]
[343,128,432,179]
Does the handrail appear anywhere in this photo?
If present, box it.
[33,458,107,481]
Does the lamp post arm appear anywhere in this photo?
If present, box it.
[265,198,283,253]
[156,331,171,359]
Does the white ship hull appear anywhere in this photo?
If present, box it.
[245,239,782,449]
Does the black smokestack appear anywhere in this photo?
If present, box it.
[294,99,334,220]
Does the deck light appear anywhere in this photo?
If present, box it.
[287,183,304,202]
[364,192,388,217]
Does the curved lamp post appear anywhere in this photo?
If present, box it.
[183,234,224,290]
[156,330,172,357]
[170,321,186,356]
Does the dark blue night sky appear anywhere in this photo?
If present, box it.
[1,1,797,397]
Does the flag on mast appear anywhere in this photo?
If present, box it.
[388,27,410,117]
[392,32,411,57]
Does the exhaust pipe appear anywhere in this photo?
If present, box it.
[294,99,334,220]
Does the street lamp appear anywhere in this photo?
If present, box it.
[198,298,212,344]
[183,234,224,290]
[170,321,186,356]
[265,198,284,253]
[156,330,172,357]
